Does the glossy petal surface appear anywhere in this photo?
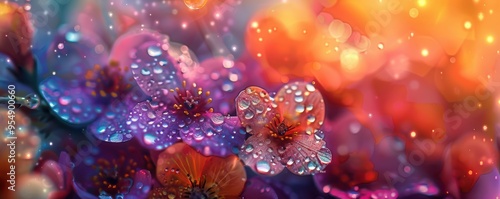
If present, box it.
[235,86,278,134]
[239,133,285,176]
[39,76,104,125]
[275,82,325,133]
[180,113,246,157]
[280,131,332,175]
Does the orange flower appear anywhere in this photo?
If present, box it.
[151,143,246,199]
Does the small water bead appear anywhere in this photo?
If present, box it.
[256,160,271,174]
[23,94,40,109]
[147,46,162,57]
[305,84,316,92]
[144,134,157,145]
[307,161,317,170]
[287,158,294,165]
[153,66,163,74]
[244,144,254,153]
[294,95,304,103]
[295,105,305,113]
[59,96,71,105]
[307,115,316,123]
[141,68,151,76]
[317,148,332,164]
[244,111,255,119]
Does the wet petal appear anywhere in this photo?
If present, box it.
[203,155,246,197]
[281,130,332,175]
[128,100,182,150]
[45,25,108,79]
[110,30,182,100]
[125,169,152,199]
[39,76,104,125]
[156,143,206,188]
[180,113,246,157]
[241,178,278,199]
[239,133,284,176]
[235,86,278,134]
[275,82,325,133]
[88,87,148,142]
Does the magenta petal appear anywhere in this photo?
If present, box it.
[128,100,182,150]
[241,178,278,199]
[110,30,181,100]
[39,76,104,125]
[125,169,152,199]
[180,113,246,157]
[239,133,285,176]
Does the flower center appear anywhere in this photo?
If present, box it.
[181,174,219,199]
[171,81,213,118]
[266,115,298,140]
[85,61,131,99]
[92,157,135,197]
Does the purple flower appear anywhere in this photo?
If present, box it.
[123,30,245,156]
[70,139,153,199]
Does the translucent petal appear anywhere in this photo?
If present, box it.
[39,76,104,125]
[110,30,182,100]
[235,86,278,134]
[88,87,148,142]
[155,142,206,187]
[203,154,246,197]
[128,101,182,150]
[239,133,284,176]
[281,130,332,175]
[44,25,108,80]
[275,82,325,133]
[180,113,246,157]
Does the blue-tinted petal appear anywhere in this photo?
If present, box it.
[39,76,104,125]
[88,87,148,142]
[44,25,108,80]
[128,100,182,150]
[180,113,246,157]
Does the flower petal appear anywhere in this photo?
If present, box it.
[275,82,325,133]
[239,133,284,176]
[128,100,182,150]
[281,130,332,175]
[39,76,104,125]
[88,87,148,142]
[45,25,108,80]
[110,30,182,100]
[125,169,152,199]
[241,178,279,199]
[180,113,246,157]
[156,143,206,188]
[235,86,278,134]
[203,155,246,197]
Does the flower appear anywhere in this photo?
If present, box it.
[150,142,246,198]
[71,139,153,199]
[236,81,332,175]
[125,30,246,156]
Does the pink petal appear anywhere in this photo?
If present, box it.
[275,82,325,133]
[239,133,285,176]
[235,86,278,134]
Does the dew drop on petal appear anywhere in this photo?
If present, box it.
[244,111,255,119]
[244,144,254,153]
[144,134,157,145]
[141,68,151,76]
[238,99,250,110]
[59,96,71,106]
[317,148,332,164]
[295,105,305,113]
[23,93,40,109]
[147,46,162,57]
[256,160,271,174]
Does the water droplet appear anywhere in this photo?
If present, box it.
[256,160,271,174]
[210,114,224,125]
[144,134,157,145]
[193,131,204,141]
[306,84,316,92]
[59,96,71,106]
[295,105,305,113]
[153,66,163,74]
[238,99,250,110]
[307,161,317,170]
[318,148,332,164]
[57,43,64,49]
[287,158,294,165]
[131,63,139,69]
[97,126,106,133]
[244,144,254,153]
[307,115,316,123]
[23,94,40,109]
[109,134,123,142]
[147,111,156,119]
[147,46,162,57]
[294,96,304,103]
[244,111,254,119]
[141,68,151,76]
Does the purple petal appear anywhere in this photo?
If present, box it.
[180,113,246,157]
[88,87,148,142]
[45,25,108,80]
[73,180,97,199]
[110,30,181,100]
[239,133,285,176]
[128,100,182,150]
[241,178,278,199]
[39,76,104,125]
[125,169,152,199]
